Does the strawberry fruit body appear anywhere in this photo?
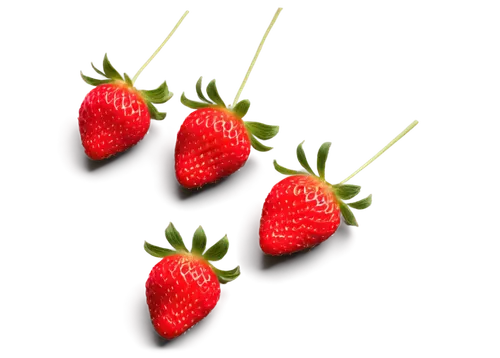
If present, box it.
[175,78,278,189]
[145,223,240,339]
[260,142,372,256]
[146,254,220,339]
[79,55,172,160]
[79,83,149,160]
[260,174,342,255]
[175,107,251,188]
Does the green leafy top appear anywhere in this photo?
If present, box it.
[144,223,240,284]
[81,54,173,120]
[273,142,373,227]
[181,77,279,152]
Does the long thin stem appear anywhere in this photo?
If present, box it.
[132,9,192,84]
[232,5,285,107]
[340,120,419,184]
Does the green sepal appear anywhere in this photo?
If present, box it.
[141,82,172,104]
[348,194,372,210]
[339,201,359,227]
[203,235,229,262]
[89,61,105,78]
[124,73,133,87]
[333,184,361,200]
[245,121,279,140]
[181,92,213,109]
[210,265,241,284]
[165,223,188,252]
[233,100,251,118]
[146,101,166,120]
[80,72,113,86]
[273,160,304,175]
[250,135,273,152]
[103,53,123,81]
[297,141,315,175]
[193,75,210,102]
[317,142,332,179]
[144,241,177,258]
[206,80,225,107]
[191,226,207,256]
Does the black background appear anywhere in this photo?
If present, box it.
[55,1,434,353]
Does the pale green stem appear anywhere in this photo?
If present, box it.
[132,9,192,84]
[340,120,419,184]
[232,5,284,107]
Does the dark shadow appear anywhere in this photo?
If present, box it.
[151,131,262,210]
[59,116,163,181]
[125,282,230,352]
[237,201,356,282]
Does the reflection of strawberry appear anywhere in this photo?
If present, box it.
[79,55,172,160]
[175,78,279,188]
[145,223,240,340]
[259,141,373,255]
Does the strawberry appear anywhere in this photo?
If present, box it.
[169,5,285,189]
[175,8,283,189]
[145,223,240,340]
[260,121,419,255]
[78,12,188,160]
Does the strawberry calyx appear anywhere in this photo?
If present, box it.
[81,54,173,120]
[181,77,279,152]
[273,141,372,227]
[144,223,240,284]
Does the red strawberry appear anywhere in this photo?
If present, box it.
[175,8,283,189]
[146,254,220,339]
[170,5,285,189]
[260,174,342,255]
[259,140,373,255]
[79,55,172,160]
[145,223,240,340]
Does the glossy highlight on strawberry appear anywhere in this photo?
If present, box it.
[145,223,240,340]
[150,131,262,210]
[237,201,356,283]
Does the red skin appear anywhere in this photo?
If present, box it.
[259,175,341,255]
[237,201,356,282]
[175,108,251,189]
[78,83,150,160]
[125,282,230,352]
[146,253,221,340]
[59,116,163,181]
[151,131,262,210]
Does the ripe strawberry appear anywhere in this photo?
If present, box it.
[145,223,240,340]
[79,55,172,160]
[260,174,343,255]
[146,253,219,339]
[259,140,373,255]
[175,78,279,188]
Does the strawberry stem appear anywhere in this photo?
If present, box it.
[340,120,419,184]
[232,5,284,107]
[132,9,192,84]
